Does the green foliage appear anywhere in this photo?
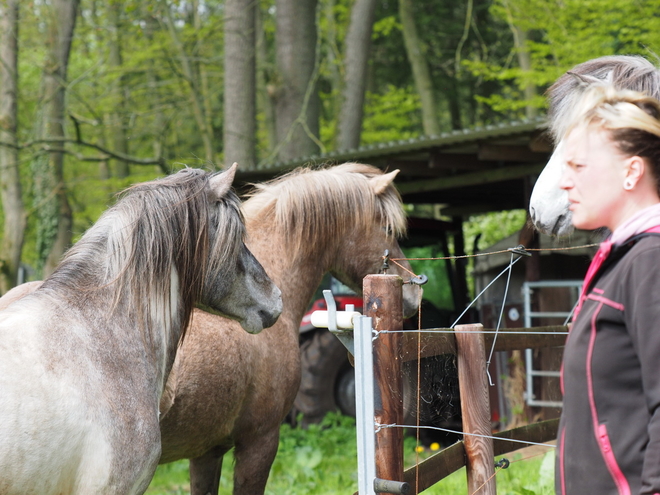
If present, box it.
[403,245,454,310]
[146,412,359,495]
[464,209,528,254]
[65,165,165,241]
[469,0,660,114]
[360,86,422,144]
[495,451,555,495]
[146,412,555,495]
[266,413,358,494]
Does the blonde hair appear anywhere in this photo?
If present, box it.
[564,85,660,190]
[547,55,660,142]
[565,84,660,137]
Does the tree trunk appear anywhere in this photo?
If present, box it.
[323,0,341,148]
[107,0,129,178]
[223,0,256,170]
[142,10,168,174]
[273,0,320,161]
[164,7,215,164]
[399,0,441,136]
[34,0,79,277]
[256,5,276,157]
[192,0,215,167]
[88,0,110,179]
[0,0,24,293]
[513,26,537,119]
[336,0,377,151]
[448,75,463,130]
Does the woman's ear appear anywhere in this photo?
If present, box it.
[624,156,646,190]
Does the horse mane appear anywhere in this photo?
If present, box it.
[43,168,245,337]
[242,162,406,258]
[547,55,660,142]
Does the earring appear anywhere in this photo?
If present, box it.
[624,178,634,190]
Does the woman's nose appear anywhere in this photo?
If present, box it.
[558,166,573,190]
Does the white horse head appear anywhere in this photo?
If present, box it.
[529,140,573,236]
[529,55,660,236]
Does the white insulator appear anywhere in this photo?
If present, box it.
[311,310,361,330]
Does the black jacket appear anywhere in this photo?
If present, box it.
[557,234,660,495]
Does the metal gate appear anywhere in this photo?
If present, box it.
[523,280,582,408]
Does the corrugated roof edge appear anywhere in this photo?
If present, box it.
[255,116,548,173]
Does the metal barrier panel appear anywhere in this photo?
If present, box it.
[523,280,582,407]
[355,315,376,495]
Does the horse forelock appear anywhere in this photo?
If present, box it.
[548,55,660,142]
[242,162,406,258]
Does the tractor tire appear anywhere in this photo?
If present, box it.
[294,329,354,427]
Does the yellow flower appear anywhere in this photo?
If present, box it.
[430,442,440,451]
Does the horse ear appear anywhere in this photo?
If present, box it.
[370,169,399,195]
[566,71,606,86]
[209,162,238,200]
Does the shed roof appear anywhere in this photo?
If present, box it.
[236,117,551,216]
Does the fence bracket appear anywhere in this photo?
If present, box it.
[405,273,428,285]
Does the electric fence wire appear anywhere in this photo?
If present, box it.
[377,329,569,335]
[449,255,524,329]
[487,251,516,386]
[375,422,556,449]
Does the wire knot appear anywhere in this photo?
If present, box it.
[508,245,531,257]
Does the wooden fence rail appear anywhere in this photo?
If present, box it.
[401,325,567,362]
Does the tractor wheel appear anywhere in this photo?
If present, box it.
[294,329,354,426]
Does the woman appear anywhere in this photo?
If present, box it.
[557,85,660,495]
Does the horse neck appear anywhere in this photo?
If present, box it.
[246,219,331,325]
[43,255,187,399]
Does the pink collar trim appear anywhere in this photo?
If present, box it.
[610,202,660,246]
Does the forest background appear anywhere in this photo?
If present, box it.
[0,0,658,293]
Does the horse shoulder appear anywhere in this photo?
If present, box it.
[159,310,254,462]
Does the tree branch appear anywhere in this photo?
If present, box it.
[0,137,164,166]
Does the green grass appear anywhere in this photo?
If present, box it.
[146,413,555,495]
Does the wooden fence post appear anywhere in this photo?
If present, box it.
[455,323,496,495]
[363,274,404,494]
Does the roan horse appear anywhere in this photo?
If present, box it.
[0,165,282,495]
[529,55,660,236]
[157,163,422,495]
